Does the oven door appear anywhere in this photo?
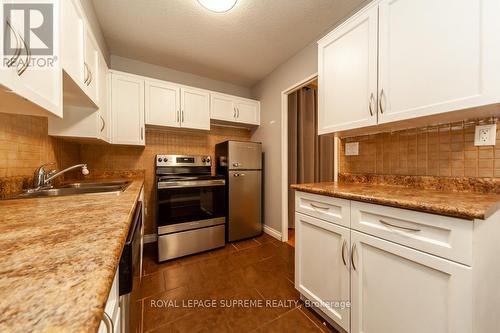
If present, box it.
[157,179,225,233]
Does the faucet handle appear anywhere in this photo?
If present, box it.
[34,162,56,188]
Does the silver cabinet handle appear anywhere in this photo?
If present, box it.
[379,219,421,232]
[233,107,236,118]
[310,203,329,210]
[181,110,184,123]
[176,110,180,123]
[369,93,374,116]
[84,62,89,84]
[237,107,240,118]
[379,89,385,114]
[341,240,347,266]
[5,21,22,67]
[351,244,357,271]
[140,127,144,140]
[233,173,245,177]
[87,68,93,86]
[16,33,30,76]
[102,312,113,333]
[100,115,105,132]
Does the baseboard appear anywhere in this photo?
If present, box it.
[263,225,282,241]
[143,233,157,244]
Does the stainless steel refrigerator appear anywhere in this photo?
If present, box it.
[216,141,262,242]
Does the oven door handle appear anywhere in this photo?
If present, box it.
[157,179,226,189]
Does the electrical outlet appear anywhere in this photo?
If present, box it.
[345,142,359,156]
[474,124,497,146]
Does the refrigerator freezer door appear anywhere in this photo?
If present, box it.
[228,170,262,241]
[228,141,262,170]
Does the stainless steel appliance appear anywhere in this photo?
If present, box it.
[119,199,143,333]
[215,141,262,242]
[156,155,226,262]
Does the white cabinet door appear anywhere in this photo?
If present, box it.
[84,28,99,104]
[211,93,236,122]
[111,73,145,145]
[98,53,110,142]
[295,213,350,331]
[2,0,62,117]
[61,0,85,86]
[180,87,210,130]
[145,80,180,128]
[378,0,500,124]
[317,2,378,134]
[350,230,472,333]
[235,99,260,125]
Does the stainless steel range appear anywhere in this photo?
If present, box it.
[155,155,226,262]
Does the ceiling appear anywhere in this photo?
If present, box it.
[92,0,366,87]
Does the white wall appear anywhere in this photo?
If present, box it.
[250,42,318,233]
[252,0,369,234]
[111,55,252,98]
[79,0,110,64]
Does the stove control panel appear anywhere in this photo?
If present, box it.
[156,155,211,167]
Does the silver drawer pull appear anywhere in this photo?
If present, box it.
[310,203,329,210]
[102,312,113,333]
[379,219,421,232]
[351,243,357,271]
[341,240,347,266]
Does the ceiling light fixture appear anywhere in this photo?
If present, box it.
[197,0,237,13]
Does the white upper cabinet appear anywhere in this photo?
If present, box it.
[211,92,260,126]
[318,2,378,134]
[180,87,210,130]
[211,93,236,122]
[83,27,99,104]
[377,0,500,124]
[145,79,181,128]
[110,72,145,146]
[318,0,500,134]
[61,0,85,87]
[0,0,62,117]
[97,53,110,142]
[235,99,260,125]
[350,230,472,333]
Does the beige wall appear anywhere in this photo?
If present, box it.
[250,42,318,233]
[79,0,110,64]
[111,56,252,98]
[251,0,369,233]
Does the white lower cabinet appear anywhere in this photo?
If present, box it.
[295,213,351,331]
[98,269,120,333]
[350,230,472,333]
[295,191,478,333]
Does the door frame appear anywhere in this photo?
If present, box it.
[280,73,321,242]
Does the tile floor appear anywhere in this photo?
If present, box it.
[135,233,338,332]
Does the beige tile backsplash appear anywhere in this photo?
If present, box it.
[0,113,81,179]
[340,119,500,178]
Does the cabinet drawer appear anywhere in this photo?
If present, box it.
[351,201,473,266]
[295,191,350,228]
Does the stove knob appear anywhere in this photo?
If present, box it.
[163,158,168,162]
[157,157,162,162]
[202,158,206,163]
[206,157,211,163]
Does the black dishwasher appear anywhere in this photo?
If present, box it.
[119,201,143,333]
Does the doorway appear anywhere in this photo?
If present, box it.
[286,79,335,247]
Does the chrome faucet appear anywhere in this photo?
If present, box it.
[33,163,89,189]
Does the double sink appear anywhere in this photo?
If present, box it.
[14,181,131,199]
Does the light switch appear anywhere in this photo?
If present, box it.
[345,142,359,156]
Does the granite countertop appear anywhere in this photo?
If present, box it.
[0,178,144,333]
[291,181,500,220]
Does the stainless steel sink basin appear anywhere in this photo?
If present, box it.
[13,181,131,199]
